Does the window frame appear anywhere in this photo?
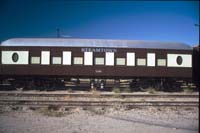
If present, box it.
[157,59,166,66]
[31,56,40,64]
[137,58,146,66]
[95,57,105,65]
[116,58,126,66]
[73,57,83,65]
[52,57,62,65]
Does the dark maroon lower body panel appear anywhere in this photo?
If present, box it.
[0,65,192,79]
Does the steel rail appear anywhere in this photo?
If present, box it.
[0,91,198,107]
[0,99,198,107]
[0,91,199,98]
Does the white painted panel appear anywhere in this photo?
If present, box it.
[84,52,93,65]
[105,52,114,66]
[147,53,155,67]
[167,54,192,67]
[126,52,135,66]
[2,51,29,64]
[41,51,50,65]
[52,57,61,64]
[62,51,71,65]
[31,57,40,64]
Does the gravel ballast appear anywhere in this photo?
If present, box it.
[0,106,198,133]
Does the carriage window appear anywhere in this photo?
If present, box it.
[31,57,40,64]
[73,57,83,65]
[52,57,61,64]
[95,57,104,65]
[157,59,166,66]
[176,56,183,65]
[12,53,19,62]
[137,58,146,66]
[116,58,125,65]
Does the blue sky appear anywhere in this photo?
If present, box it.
[0,0,199,46]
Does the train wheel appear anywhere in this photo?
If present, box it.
[16,87,24,91]
[100,80,105,89]
[14,83,24,91]
[12,80,25,91]
[90,79,95,89]
[114,79,120,88]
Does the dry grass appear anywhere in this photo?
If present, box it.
[140,98,146,102]
[90,89,101,97]
[146,87,156,94]
[112,87,121,93]
[67,88,73,93]
[183,87,193,93]
[38,105,65,117]
[85,107,106,115]
[122,87,132,93]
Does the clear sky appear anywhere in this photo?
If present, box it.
[0,0,199,46]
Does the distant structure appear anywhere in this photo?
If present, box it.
[56,28,72,38]
[56,28,61,38]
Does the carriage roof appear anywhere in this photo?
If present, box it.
[1,38,192,50]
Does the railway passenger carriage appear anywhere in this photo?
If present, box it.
[0,38,196,90]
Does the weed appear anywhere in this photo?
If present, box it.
[140,98,146,102]
[91,90,100,98]
[86,107,106,115]
[183,107,194,111]
[122,87,132,93]
[183,87,193,93]
[112,87,121,93]
[68,88,73,93]
[147,87,156,94]
[39,105,65,117]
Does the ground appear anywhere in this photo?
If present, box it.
[0,106,198,133]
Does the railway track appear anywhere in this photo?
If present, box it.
[0,91,199,98]
[0,100,198,107]
[0,91,199,107]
